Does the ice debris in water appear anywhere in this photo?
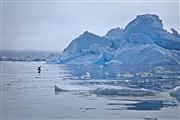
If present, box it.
[91,86,156,97]
[140,72,153,77]
[55,85,69,92]
[55,84,157,97]
[55,85,90,92]
[169,86,180,103]
[169,86,180,97]
[80,72,91,80]
[143,117,158,120]
[137,116,158,120]
[153,66,167,73]
[116,72,134,78]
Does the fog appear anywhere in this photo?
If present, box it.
[1,0,179,51]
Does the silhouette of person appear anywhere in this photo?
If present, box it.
[37,66,41,73]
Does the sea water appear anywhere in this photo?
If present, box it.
[1,61,180,120]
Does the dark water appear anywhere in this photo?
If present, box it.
[1,61,180,120]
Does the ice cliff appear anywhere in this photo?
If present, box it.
[50,14,180,65]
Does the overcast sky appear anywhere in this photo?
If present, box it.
[1,0,179,51]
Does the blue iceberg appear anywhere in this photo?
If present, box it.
[49,14,180,65]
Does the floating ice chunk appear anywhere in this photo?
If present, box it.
[116,73,121,77]
[116,72,134,78]
[55,85,90,92]
[140,72,153,77]
[124,72,134,78]
[92,86,156,97]
[153,66,167,73]
[80,72,91,80]
[55,85,69,92]
[169,86,180,97]
[169,86,180,102]
[99,65,104,68]
[142,116,158,120]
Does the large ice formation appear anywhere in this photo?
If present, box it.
[49,14,180,65]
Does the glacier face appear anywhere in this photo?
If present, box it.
[51,14,180,65]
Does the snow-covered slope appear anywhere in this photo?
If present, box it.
[51,14,180,65]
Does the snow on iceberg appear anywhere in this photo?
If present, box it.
[51,14,180,65]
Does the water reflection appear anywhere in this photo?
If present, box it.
[54,64,180,112]
[2,61,180,120]
[107,100,177,111]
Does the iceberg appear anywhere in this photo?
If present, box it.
[54,31,113,64]
[169,86,180,102]
[169,86,180,97]
[51,14,180,65]
[92,86,156,97]
[54,85,156,97]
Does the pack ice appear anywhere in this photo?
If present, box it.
[50,14,180,65]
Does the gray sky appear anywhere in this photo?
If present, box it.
[1,0,179,51]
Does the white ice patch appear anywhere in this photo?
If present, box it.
[55,84,157,97]
[55,85,90,92]
[92,85,156,97]
[169,86,180,97]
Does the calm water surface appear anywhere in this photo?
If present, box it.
[1,61,180,120]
